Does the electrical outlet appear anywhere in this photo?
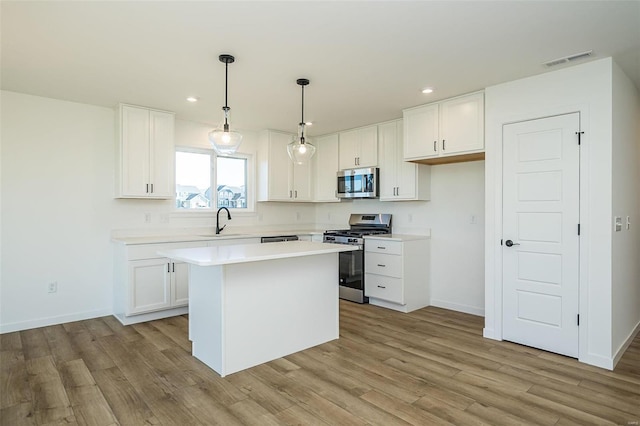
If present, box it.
[160,214,169,224]
[144,213,151,223]
[48,282,58,293]
[408,213,413,223]
[296,212,301,221]
[470,215,478,224]
[627,216,631,230]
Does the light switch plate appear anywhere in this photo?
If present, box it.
[614,216,622,232]
[626,216,631,230]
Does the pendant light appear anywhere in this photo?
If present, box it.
[287,78,316,165]
[208,54,242,155]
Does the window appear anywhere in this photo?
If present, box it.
[175,148,252,211]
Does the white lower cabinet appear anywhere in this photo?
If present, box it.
[364,236,430,313]
[128,258,188,315]
[114,241,204,325]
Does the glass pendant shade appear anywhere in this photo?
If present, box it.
[209,54,242,155]
[209,107,243,155]
[287,78,316,165]
[287,123,316,165]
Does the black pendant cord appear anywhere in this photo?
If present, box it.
[296,78,309,144]
[223,61,229,129]
[300,84,305,143]
[218,54,235,132]
[224,60,229,110]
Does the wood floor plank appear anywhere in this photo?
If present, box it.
[25,355,75,425]
[172,384,245,426]
[66,329,115,373]
[58,359,119,426]
[91,366,159,425]
[2,302,638,426]
[43,325,80,365]
[148,316,191,351]
[20,329,51,360]
[359,389,454,426]
[82,318,115,339]
[1,359,31,410]
[0,402,37,426]
[96,334,171,401]
[273,404,333,426]
[131,321,179,351]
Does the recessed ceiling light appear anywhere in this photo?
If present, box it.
[186,96,199,102]
[421,88,434,94]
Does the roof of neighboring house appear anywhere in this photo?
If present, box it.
[185,193,206,201]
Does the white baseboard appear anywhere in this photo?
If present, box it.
[430,299,485,317]
[0,308,113,334]
[613,320,640,368]
[113,306,188,326]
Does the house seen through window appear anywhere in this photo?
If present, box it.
[175,149,248,210]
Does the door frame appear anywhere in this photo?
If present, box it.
[484,103,590,365]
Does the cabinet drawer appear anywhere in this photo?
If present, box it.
[365,274,403,304]
[127,241,204,260]
[365,252,402,278]
[365,239,402,255]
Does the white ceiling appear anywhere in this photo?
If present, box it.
[2,1,639,137]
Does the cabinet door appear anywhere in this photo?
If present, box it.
[268,131,295,200]
[439,92,484,155]
[128,259,171,315]
[171,261,189,307]
[121,106,151,197]
[313,134,340,202]
[403,104,439,160]
[394,123,419,200]
[338,129,359,169]
[378,122,399,200]
[293,161,312,201]
[149,110,175,198]
[356,125,378,168]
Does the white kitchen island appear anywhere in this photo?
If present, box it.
[158,241,357,377]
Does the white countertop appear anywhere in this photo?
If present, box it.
[112,229,324,245]
[364,233,431,242]
[158,241,358,266]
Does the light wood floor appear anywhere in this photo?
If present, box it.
[1,301,639,425]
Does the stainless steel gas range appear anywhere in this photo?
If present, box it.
[323,214,392,303]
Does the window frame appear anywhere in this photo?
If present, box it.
[173,146,255,216]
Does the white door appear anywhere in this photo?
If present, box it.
[502,113,580,358]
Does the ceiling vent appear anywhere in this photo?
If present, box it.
[543,50,593,67]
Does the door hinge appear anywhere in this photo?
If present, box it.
[575,131,584,145]
[578,224,581,235]
[577,314,580,326]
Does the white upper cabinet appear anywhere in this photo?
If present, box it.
[116,104,175,199]
[313,133,341,202]
[403,92,484,163]
[378,120,430,201]
[257,130,312,202]
[338,125,378,169]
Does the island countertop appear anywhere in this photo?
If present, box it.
[158,240,358,266]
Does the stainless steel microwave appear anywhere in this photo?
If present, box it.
[337,167,379,199]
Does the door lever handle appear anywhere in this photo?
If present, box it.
[505,240,520,247]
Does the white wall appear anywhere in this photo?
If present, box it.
[1,91,116,330]
[611,62,640,361]
[484,57,636,369]
[316,161,486,316]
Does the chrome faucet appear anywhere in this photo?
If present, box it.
[216,207,232,234]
